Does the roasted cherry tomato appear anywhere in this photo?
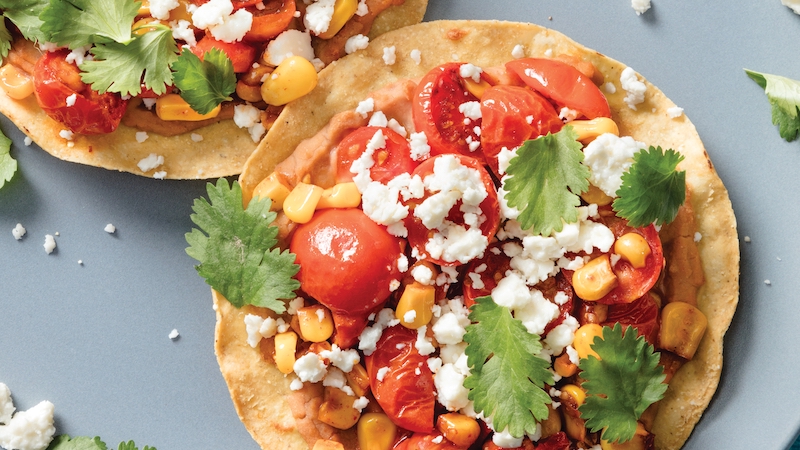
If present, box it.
[537,272,575,335]
[462,242,512,308]
[330,310,372,349]
[335,126,418,184]
[480,85,562,173]
[412,63,483,161]
[33,49,127,135]
[365,326,435,433]
[603,291,660,345]
[533,432,570,450]
[244,0,296,42]
[481,438,536,450]
[290,208,404,316]
[394,432,465,450]
[192,35,257,73]
[403,154,500,266]
[505,58,611,120]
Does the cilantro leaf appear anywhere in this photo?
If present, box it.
[578,323,667,444]
[0,0,49,43]
[80,25,178,96]
[463,296,553,438]
[185,178,300,313]
[0,19,11,59]
[171,48,236,115]
[0,128,17,189]
[46,435,108,450]
[39,0,140,48]
[117,441,156,450]
[612,146,685,227]
[503,127,589,236]
[745,69,800,141]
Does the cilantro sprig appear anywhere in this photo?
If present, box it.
[47,435,155,450]
[0,128,17,189]
[39,0,140,48]
[745,69,800,142]
[463,296,554,439]
[612,146,685,227]
[503,127,589,236]
[172,48,237,115]
[578,323,667,444]
[0,0,49,49]
[185,178,300,313]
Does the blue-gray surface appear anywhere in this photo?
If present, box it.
[2,1,800,449]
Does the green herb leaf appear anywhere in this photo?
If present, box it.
[0,0,49,43]
[185,178,300,313]
[463,296,553,438]
[117,440,156,450]
[612,146,685,227]
[171,47,236,115]
[578,323,667,444]
[0,128,17,189]
[745,69,800,142]
[0,19,12,59]
[79,25,178,96]
[46,435,108,450]
[39,0,140,48]
[503,127,589,236]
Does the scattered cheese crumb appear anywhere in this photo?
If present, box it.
[58,130,74,141]
[382,46,396,65]
[104,224,116,234]
[135,131,149,143]
[153,171,167,179]
[667,106,684,118]
[137,154,165,172]
[511,44,525,59]
[0,386,56,450]
[764,279,772,285]
[43,235,56,254]
[23,137,32,146]
[693,232,702,242]
[78,260,83,265]
[12,223,26,240]
[190,133,204,142]
[345,34,369,54]
[410,49,421,65]
[620,67,646,110]
[632,0,652,15]
[65,93,77,107]
[744,235,751,243]
[169,329,180,340]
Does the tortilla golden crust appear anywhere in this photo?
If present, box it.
[218,20,740,450]
[0,0,428,180]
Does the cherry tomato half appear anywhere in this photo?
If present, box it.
[505,58,611,120]
[365,325,435,433]
[33,50,127,135]
[244,0,296,42]
[192,35,257,73]
[603,291,660,345]
[290,208,404,316]
[480,85,563,173]
[412,63,483,162]
[403,154,501,266]
[335,126,418,184]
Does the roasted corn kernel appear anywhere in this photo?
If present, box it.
[570,117,620,143]
[0,64,34,100]
[297,305,334,343]
[572,254,618,301]
[260,56,318,106]
[395,281,436,329]
[273,330,298,374]
[658,301,707,360]
[615,232,651,269]
[283,182,323,224]
[436,413,481,448]
[251,172,292,210]
[155,94,221,121]
[317,182,362,209]
[357,413,397,450]
[573,323,604,360]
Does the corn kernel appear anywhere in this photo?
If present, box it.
[317,0,358,39]
[614,232,651,269]
[283,182,323,224]
[570,117,619,144]
[155,94,221,121]
[236,79,264,103]
[436,413,481,448]
[600,423,649,450]
[273,330,298,374]
[297,305,334,343]
[318,386,361,430]
[312,440,345,450]
[317,182,362,209]
[580,183,613,206]
[345,363,371,398]
[561,384,586,406]
[358,413,397,450]
[261,56,318,106]
[395,281,436,329]
[132,17,160,36]
[553,352,578,378]
[251,172,291,210]
[463,77,492,99]
[573,323,604,360]
[0,64,34,100]
[137,0,150,16]
[658,301,707,360]
[572,254,618,301]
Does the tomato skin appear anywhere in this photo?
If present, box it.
[603,291,660,345]
[365,326,435,434]
[290,208,404,316]
[192,35,257,73]
[243,0,296,42]
[394,432,466,450]
[480,85,562,173]
[412,63,483,162]
[335,126,418,184]
[33,50,127,135]
[462,242,512,308]
[533,432,570,450]
[505,58,611,120]
[330,310,371,349]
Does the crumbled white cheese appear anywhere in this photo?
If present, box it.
[492,427,523,448]
[0,393,55,450]
[104,224,116,234]
[171,19,197,47]
[603,82,616,94]
[511,44,525,59]
[137,154,165,172]
[153,171,167,180]
[620,67,646,110]
[58,130,74,141]
[23,137,32,146]
[12,224,26,241]
[264,30,315,66]
[459,63,482,83]
[344,34,369,54]
[434,362,470,411]
[409,131,431,161]
[190,133,204,142]
[355,0,369,15]
[352,396,369,412]
[65,93,77,107]
[149,0,180,20]
[244,314,278,347]
[319,344,360,373]
[168,329,179,340]
[135,131,149,143]
[355,98,375,118]
[293,353,328,383]
[192,0,252,42]
[582,133,645,197]
[631,0,651,15]
[43,235,56,254]
[382,46,396,65]
[410,49,421,65]
[414,325,435,355]
[376,366,390,382]
[0,384,14,424]
[304,0,336,34]
[667,106,684,118]
[289,378,304,391]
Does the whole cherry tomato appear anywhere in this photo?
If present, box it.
[335,126,418,184]
[603,291,660,345]
[412,63,483,162]
[403,154,500,266]
[243,0,296,42]
[33,50,127,135]
[290,208,404,316]
[192,35,257,73]
[480,85,562,173]
[505,58,611,120]
[365,325,435,434]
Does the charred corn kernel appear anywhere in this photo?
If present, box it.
[168,0,193,22]
[155,94,221,121]
[137,0,150,16]
[358,413,397,450]
[236,80,264,103]
[561,384,586,406]
[252,173,291,210]
[283,182,323,224]
[572,254,618,301]
[658,302,708,360]
[297,305,334,343]
[600,423,649,450]
[436,413,481,447]
[570,117,619,143]
[573,323,604,360]
[345,363,370,398]
[554,352,578,378]
[132,17,160,35]
[273,330,298,374]
[317,0,358,39]
[0,64,34,100]
[318,386,361,430]
[395,281,436,329]
[539,404,562,440]
[312,440,345,450]
[463,76,492,99]
[317,182,362,209]
[614,232,651,269]
[260,56,318,106]
[581,183,613,206]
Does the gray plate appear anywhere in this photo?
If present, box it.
[1,1,799,449]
